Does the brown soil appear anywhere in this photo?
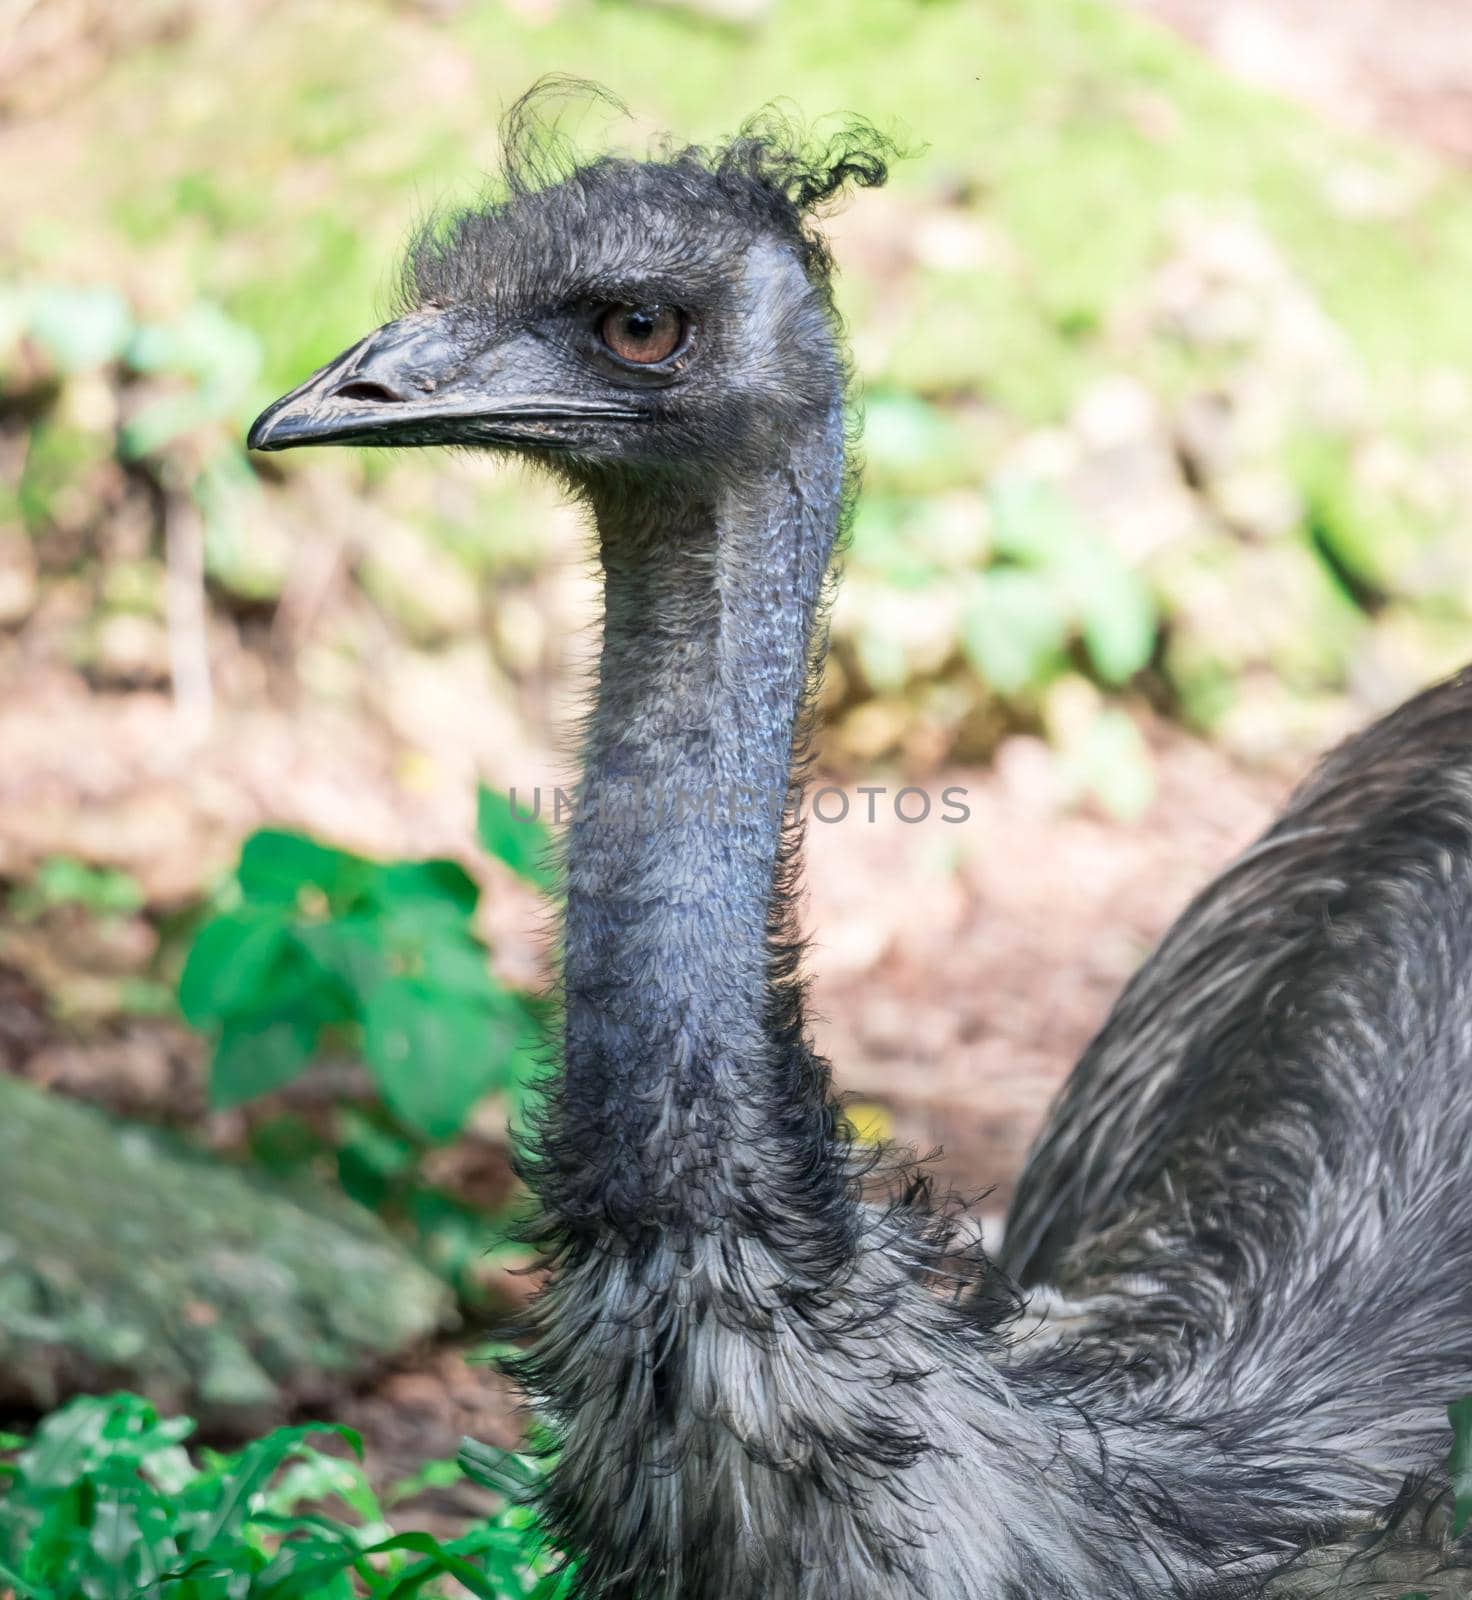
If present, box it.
[1123,0,1472,163]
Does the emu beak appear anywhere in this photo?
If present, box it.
[247,310,639,452]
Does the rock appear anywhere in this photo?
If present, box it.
[491,591,547,678]
[1209,467,1302,542]
[0,1076,454,1424]
[1065,376,1205,562]
[91,612,170,686]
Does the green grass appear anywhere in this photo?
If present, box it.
[18,0,1472,402]
[11,0,1472,764]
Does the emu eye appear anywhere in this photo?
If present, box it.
[598,304,685,365]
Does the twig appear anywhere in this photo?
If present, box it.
[164,489,213,741]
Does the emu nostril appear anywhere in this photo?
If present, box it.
[332,380,402,403]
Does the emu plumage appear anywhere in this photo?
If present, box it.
[251,92,1472,1599]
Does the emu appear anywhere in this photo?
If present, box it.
[250,97,1472,1599]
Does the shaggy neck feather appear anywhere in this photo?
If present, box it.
[518,407,1327,1600]
[544,408,849,1264]
[519,403,1345,1600]
[521,407,1192,1600]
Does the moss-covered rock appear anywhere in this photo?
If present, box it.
[0,1076,454,1424]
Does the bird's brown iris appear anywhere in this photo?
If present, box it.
[599,304,685,365]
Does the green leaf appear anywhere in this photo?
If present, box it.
[988,475,1079,563]
[385,1458,463,1507]
[374,859,479,917]
[1448,1394,1472,1536]
[264,1447,383,1526]
[363,979,510,1140]
[1058,707,1156,824]
[0,1558,43,1599]
[13,1401,111,1489]
[336,1109,419,1211]
[211,1013,318,1108]
[962,569,1069,695]
[28,286,133,373]
[477,786,557,893]
[251,1513,375,1595]
[237,1523,360,1599]
[24,857,143,916]
[364,1531,500,1600]
[1073,551,1157,685]
[415,933,499,1004]
[528,1572,579,1600]
[17,1394,189,1490]
[458,1438,542,1500]
[0,1394,569,1600]
[294,917,390,1002]
[407,1189,498,1292]
[863,391,952,473]
[237,830,374,912]
[378,895,484,952]
[118,978,177,1017]
[849,499,943,589]
[249,1112,331,1176]
[126,303,261,393]
[187,1424,360,1548]
[178,909,291,1025]
[83,1459,180,1596]
[21,1477,94,1582]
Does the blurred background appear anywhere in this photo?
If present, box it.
[5,0,1472,1519]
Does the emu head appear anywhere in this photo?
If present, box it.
[249,94,893,486]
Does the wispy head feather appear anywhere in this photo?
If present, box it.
[399,76,901,308]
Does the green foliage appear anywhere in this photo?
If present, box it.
[9,858,145,921]
[851,469,1159,707]
[238,1102,511,1303]
[23,287,133,374]
[122,307,262,462]
[179,826,547,1142]
[11,0,1472,774]
[0,1392,572,1600]
[475,788,557,896]
[1054,706,1157,824]
[1448,1395,1472,1537]
[1,282,264,599]
[980,476,1159,691]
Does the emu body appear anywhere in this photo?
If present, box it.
[251,94,1472,1598]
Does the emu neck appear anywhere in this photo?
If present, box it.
[550,413,846,1258]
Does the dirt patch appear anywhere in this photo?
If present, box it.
[805,725,1282,1221]
[1122,0,1472,162]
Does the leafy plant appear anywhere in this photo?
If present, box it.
[245,1103,523,1305]
[9,858,145,921]
[1448,1394,1472,1538]
[0,1391,572,1599]
[475,789,558,897]
[1,282,264,599]
[967,475,1158,695]
[179,821,550,1142]
[847,471,1159,708]
[1391,1393,1472,1600]
[1052,703,1156,824]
